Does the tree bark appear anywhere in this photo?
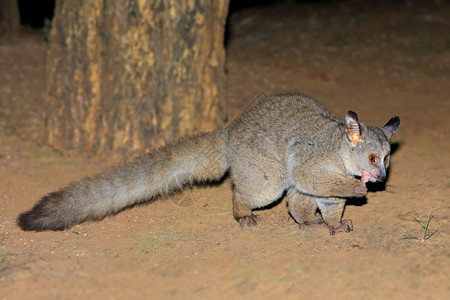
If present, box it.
[0,0,20,41]
[45,0,229,154]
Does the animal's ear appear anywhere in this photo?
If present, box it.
[345,111,361,145]
[383,116,400,139]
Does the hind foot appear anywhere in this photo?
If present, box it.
[236,214,263,228]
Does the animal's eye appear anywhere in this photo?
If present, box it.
[384,156,389,165]
[369,154,377,164]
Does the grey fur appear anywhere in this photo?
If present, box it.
[18,94,400,234]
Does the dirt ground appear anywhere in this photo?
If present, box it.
[1,1,449,299]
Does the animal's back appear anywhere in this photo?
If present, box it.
[227,93,342,164]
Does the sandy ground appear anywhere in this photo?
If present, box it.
[1,1,449,299]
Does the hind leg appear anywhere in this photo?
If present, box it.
[232,190,262,227]
[230,162,284,228]
[287,189,325,229]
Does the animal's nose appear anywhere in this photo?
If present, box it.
[376,169,386,181]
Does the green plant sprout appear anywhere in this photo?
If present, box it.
[402,210,437,242]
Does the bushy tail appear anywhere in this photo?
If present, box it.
[18,129,229,231]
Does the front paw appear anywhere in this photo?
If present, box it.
[353,180,367,197]
[328,219,353,235]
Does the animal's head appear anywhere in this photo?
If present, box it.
[343,111,400,183]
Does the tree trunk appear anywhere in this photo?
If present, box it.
[45,0,229,154]
[0,0,20,41]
